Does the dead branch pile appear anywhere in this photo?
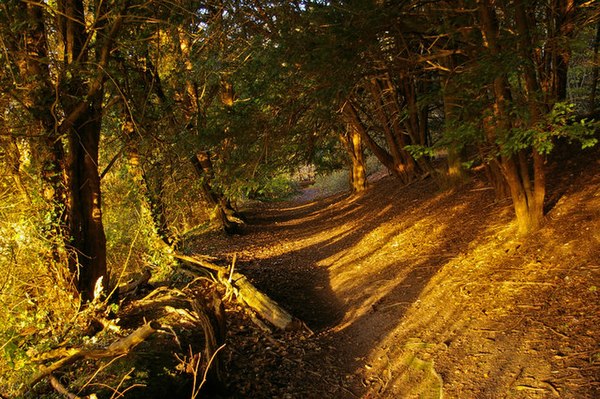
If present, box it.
[23,280,226,399]
[174,253,305,332]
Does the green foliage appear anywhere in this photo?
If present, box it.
[0,186,82,396]
[248,173,300,202]
[542,103,599,151]
[566,24,599,113]
[404,144,437,160]
[312,138,347,172]
[311,169,351,197]
[99,142,185,284]
[406,121,483,162]
[500,103,598,156]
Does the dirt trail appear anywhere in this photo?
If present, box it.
[192,149,600,398]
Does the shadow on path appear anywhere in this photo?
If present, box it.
[225,176,509,397]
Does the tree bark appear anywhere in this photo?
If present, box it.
[367,77,418,183]
[23,322,160,394]
[339,125,367,194]
[478,0,544,234]
[66,98,108,301]
[175,253,303,331]
[441,58,467,185]
[58,0,127,300]
[342,101,397,175]
[552,0,575,103]
[191,152,243,234]
[590,20,600,112]
[514,0,547,232]
[14,1,70,261]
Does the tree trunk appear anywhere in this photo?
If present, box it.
[514,0,547,231]
[339,126,367,194]
[176,253,303,331]
[478,0,544,234]
[142,170,175,247]
[67,98,108,301]
[367,78,416,183]
[191,152,243,234]
[503,155,544,235]
[342,100,397,177]
[14,1,70,263]
[121,116,176,248]
[442,68,467,185]
[552,0,575,103]
[57,0,127,301]
[590,20,600,112]
[386,76,428,176]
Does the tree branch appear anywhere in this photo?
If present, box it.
[59,3,130,133]
[22,321,159,395]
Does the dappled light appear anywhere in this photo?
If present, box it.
[1,0,599,397]
[190,155,600,397]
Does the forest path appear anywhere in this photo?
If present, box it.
[191,149,600,398]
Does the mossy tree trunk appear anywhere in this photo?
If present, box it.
[13,1,69,262]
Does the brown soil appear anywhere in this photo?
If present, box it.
[191,147,600,398]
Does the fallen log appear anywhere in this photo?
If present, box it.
[173,253,228,273]
[227,272,303,331]
[122,282,227,395]
[175,253,304,331]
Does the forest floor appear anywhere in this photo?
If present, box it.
[190,146,600,399]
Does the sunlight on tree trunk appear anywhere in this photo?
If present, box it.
[477,0,552,235]
[67,107,108,301]
[442,74,467,186]
[339,125,366,194]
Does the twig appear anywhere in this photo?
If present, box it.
[79,354,127,395]
[528,318,570,339]
[228,253,237,283]
[190,346,203,399]
[108,367,136,399]
[49,374,84,399]
[200,345,225,399]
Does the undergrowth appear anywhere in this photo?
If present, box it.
[0,161,178,397]
[311,155,383,198]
